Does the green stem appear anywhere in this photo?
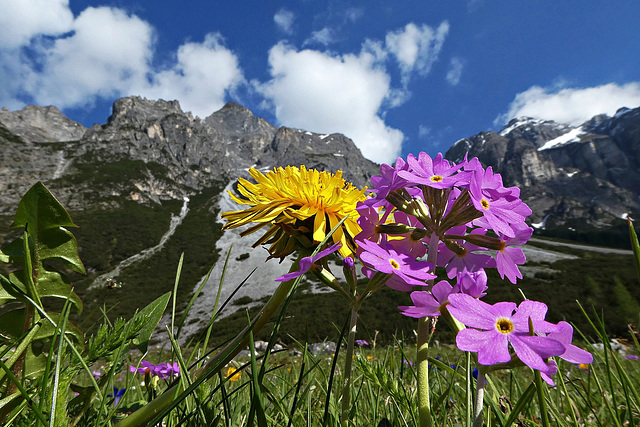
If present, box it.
[473,367,486,427]
[416,232,440,427]
[340,304,359,427]
[115,251,309,427]
[534,369,551,427]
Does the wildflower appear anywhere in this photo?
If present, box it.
[355,339,369,347]
[221,166,367,259]
[357,239,435,291]
[578,363,590,370]
[275,243,341,281]
[626,354,639,360]
[108,387,126,407]
[399,280,457,318]
[91,370,102,378]
[397,152,466,189]
[226,366,242,382]
[403,359,414,367]
[129,361,180,379]
[447,294,565,371]
[366,355,374,360]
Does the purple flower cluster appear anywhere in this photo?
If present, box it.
[129,360,180,379]
[354,152,592,380]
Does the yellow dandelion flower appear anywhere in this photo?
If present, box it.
[221,166,367,258]
[226,366,242,382]
[366,355,374,360]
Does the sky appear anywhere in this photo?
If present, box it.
[1,1,640,165]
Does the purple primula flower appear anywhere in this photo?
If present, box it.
[397,152,466,189]
[495,223,533,283]
[91,370,102,378]
[454,270,488,298]
[538,321,593,384]
[399,280,457,318]
[447,294,565,370]
[469,166,530,238]
[130,360,180,379]
[366,158,409,206]
[275,243,342,282]
[627,355,639,361]
[355,339,369,347]
[438,229,496,279]
[357,239,435,290]
[130,360,156,375]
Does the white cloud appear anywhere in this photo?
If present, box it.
[258,43,403,164]
[0,4,243,118]
[446,57,464,86]
[385,22,449,85]
[135,33,243,118]
[0,0,74,48]
[418,125,431,139]
[496,82,640,126]
[274,9,295,34]
[25,7,154,107]
[303,28,335,47]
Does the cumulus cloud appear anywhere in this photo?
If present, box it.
[135,33,243,118]
[258,42,403,164]
[446,57,464,86]
[274,9,295,34]
[385,22,449,85]
[0,3,243,118]
[496,82,640,126]
[0,0,74,48]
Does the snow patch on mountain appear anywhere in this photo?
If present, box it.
[538,127,586,151]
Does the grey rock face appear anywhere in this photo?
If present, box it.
[0,96,379,214]
[445,108,640,229]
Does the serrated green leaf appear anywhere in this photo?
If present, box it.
[11,182,77,231]
[9,269,82,314]
[37,227,85,273]
[132,292,172,352]
[0,309,83,346]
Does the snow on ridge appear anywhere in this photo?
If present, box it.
[499,117,544,136]
[538,127,585,151]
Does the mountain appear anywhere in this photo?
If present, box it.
[0,97,379,339]
[445,106,640,239]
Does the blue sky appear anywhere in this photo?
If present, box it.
[1,1,640,164]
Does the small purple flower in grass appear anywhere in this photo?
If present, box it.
[538,321,593,385]
[403,359,414,367]
[130,360,180,379]
[275,243,341,282]
[355,339,369,347]
[91,370,102,379]
[399,280,457,318]
[108,387,126,407]
[626,355,639,361]
[358,239,435,291]
[447,294,565,371]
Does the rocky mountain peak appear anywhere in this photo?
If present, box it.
[0,104,86,142]
[204,101,275,138]
[106,96,190,128]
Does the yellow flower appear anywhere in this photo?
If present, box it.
[221,166,367,258]
[226,366,241,382]
[366,355,374,360]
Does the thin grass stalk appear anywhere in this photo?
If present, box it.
[534,369,551,427]
[117,252,309,427]
[340,305,359,427]
[557,367,580,427]
[322,310,349,426]
[49,300,72,427]
[170,253,184,341]
[287,355,306,427]
[0,358,47,426]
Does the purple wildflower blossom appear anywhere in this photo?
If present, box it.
[447,294,565,370]
[454,270,488,298]
[365,158,409,208]
[494,223,533,283]
[627,355,639,361]
[357,239,435,291]
[397,152,466,189]
[130,360,180,379]
[399,281,457,318]
[275,243,341,282]
[538,321,593,384]
[355,339,369,347]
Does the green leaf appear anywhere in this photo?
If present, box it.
[629,218,640,283]
[0,309,83,347]
[37,227,85,273]
[11,182,77,231]
[132,292,172,352]
[9,269,82,314]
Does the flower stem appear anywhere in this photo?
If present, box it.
[416,232,440,427]
[341,304,359,427]
[473,368,486,427]
[534,369,551,427]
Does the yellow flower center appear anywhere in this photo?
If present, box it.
[496,318,514,334]
[430,175,444,182]
[389,259,400,269]
[480,198,490,210]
